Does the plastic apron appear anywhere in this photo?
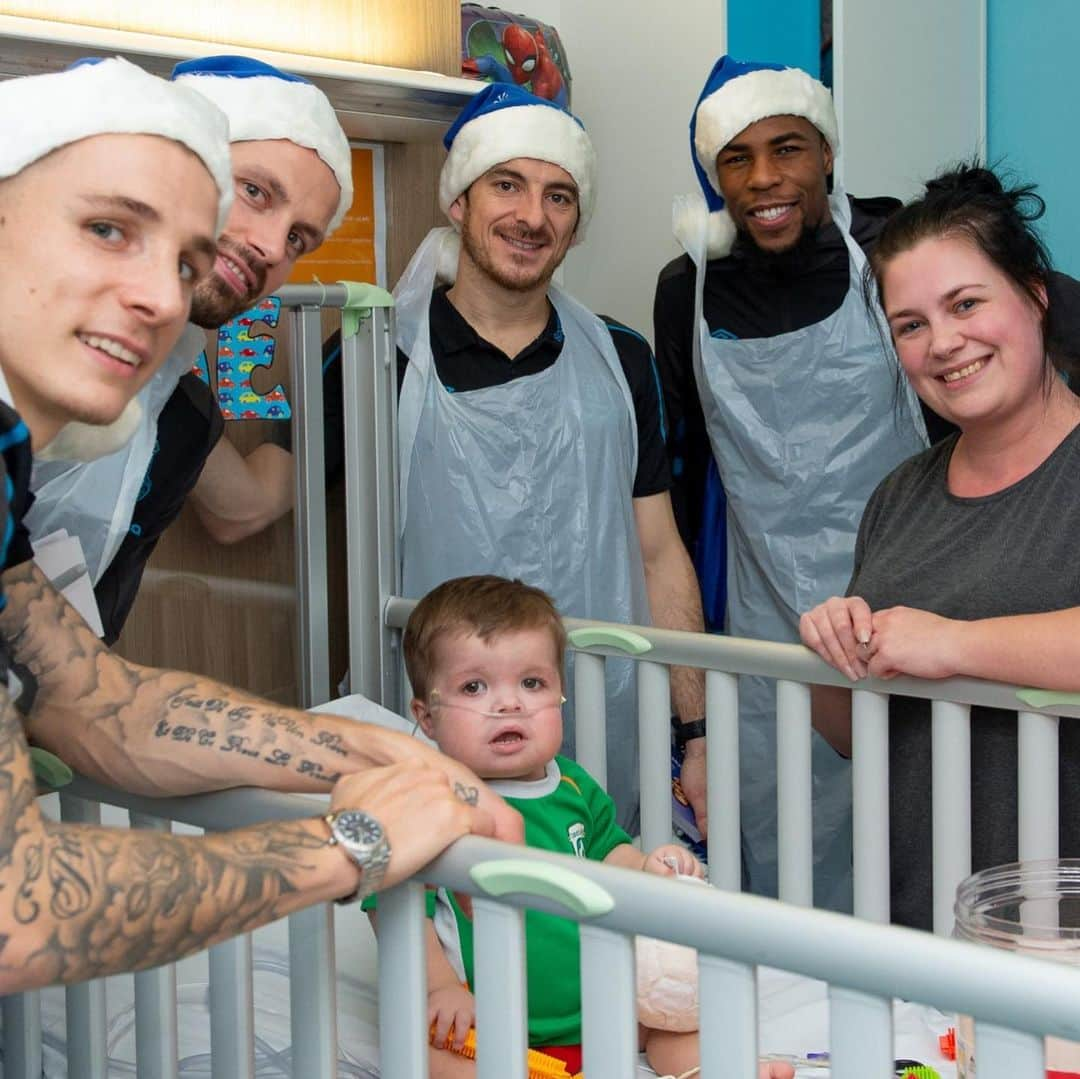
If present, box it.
[683,190,928,909]
[26,323,205,583]
[396,229,651,831]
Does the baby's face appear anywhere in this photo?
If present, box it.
[414,628,563,782]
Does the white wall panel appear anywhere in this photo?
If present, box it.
[833,0,986,200]
[539,0,728,344]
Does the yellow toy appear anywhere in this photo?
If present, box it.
[433,1026,584,1079]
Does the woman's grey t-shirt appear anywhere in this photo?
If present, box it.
[848,422,1080,930]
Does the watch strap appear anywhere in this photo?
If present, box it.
[672,715,707,749]
[324,811,390,905]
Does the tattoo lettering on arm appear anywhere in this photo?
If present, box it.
[0,686,343,992]
[0,562,373,796]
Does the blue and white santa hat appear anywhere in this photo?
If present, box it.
[439,83,597,243]
[173,55,353,236]
[676,54,839,259]
[0,57,233,234]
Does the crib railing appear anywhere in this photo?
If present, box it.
[275,281,1080,937]
[1,782,339,1079]
[381,834,1080,1079]
[384,598,1080,937]
[6,778,1080,1078]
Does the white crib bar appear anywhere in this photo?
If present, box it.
[288,903,338,1077]
[1018,709,1059,861]
[706,670,741,892]
[59,793,107,1079]
[129,811,179,1079]
[975,1022,1045,1079]
[639,660,673,853]
[829,987,893,1078]
[473,897,529,1079]
[579,926,637,1075]
[573,651,608,790]
[2,991,43,1079]
[931,700,972,935]
[851,690,890,923]
[698,955,756,1078]
[776,680,814,907]
[376,880,429,1079]
[209,933,255,1079]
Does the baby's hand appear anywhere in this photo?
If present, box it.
[760,1062,795,1079]
[643,843,704,879]
[428,983,475,1052]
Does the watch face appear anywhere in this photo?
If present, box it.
[335,810,383,848]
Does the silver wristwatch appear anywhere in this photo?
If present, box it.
[324,809,391,904]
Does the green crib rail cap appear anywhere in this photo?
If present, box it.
[31,746,72,790]
[1016,688,1080,710]
[470,858,614,917]
[336,280,394,339]
[566,627,653,655]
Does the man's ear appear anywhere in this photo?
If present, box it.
[448,192,467,228]
[411,697,436,739]
[822,137,835,178]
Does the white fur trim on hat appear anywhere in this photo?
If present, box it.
[672,191,738,262]
[438,104,597,244]
[0,58,233,234]
[35,400,143,464]
[694,66,839,200]
[175,73,353,236]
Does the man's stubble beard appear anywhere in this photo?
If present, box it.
[189,275,248,329]
[189,239,269,329]
[459,210,564,294]
[735,219,823,271]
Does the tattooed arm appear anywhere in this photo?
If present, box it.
[0,685,490,994]
[1,562,522,842]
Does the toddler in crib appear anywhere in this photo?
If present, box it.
[393,574,794,1079]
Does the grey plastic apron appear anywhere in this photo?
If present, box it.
[27,324,204,583]
[682,189,928,909]
[396,228,651,830]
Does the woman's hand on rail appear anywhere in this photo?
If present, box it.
[428,983,476,1053]
[862,606,962,681]
[799,596,874,681]
[328,761,499,894]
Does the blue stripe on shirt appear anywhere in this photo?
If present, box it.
[0,420,29,454]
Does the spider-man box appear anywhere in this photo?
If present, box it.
[461,4,572,109]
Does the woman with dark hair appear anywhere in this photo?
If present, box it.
[799,164,1080,930]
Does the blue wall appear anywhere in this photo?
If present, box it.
[727,0,819,77]
[988,0,1080,276]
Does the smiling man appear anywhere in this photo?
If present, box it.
[652,56,932,910]
[27,54,352,644]
[0,57,519,995]
[391,84,707,833]
[185,85,709,834]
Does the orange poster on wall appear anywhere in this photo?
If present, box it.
[287,145,379,285]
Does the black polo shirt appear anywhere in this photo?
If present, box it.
[0,397,34,703]
[93,373,223,644]
[281,285,671,499]
[0,399,33,585]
